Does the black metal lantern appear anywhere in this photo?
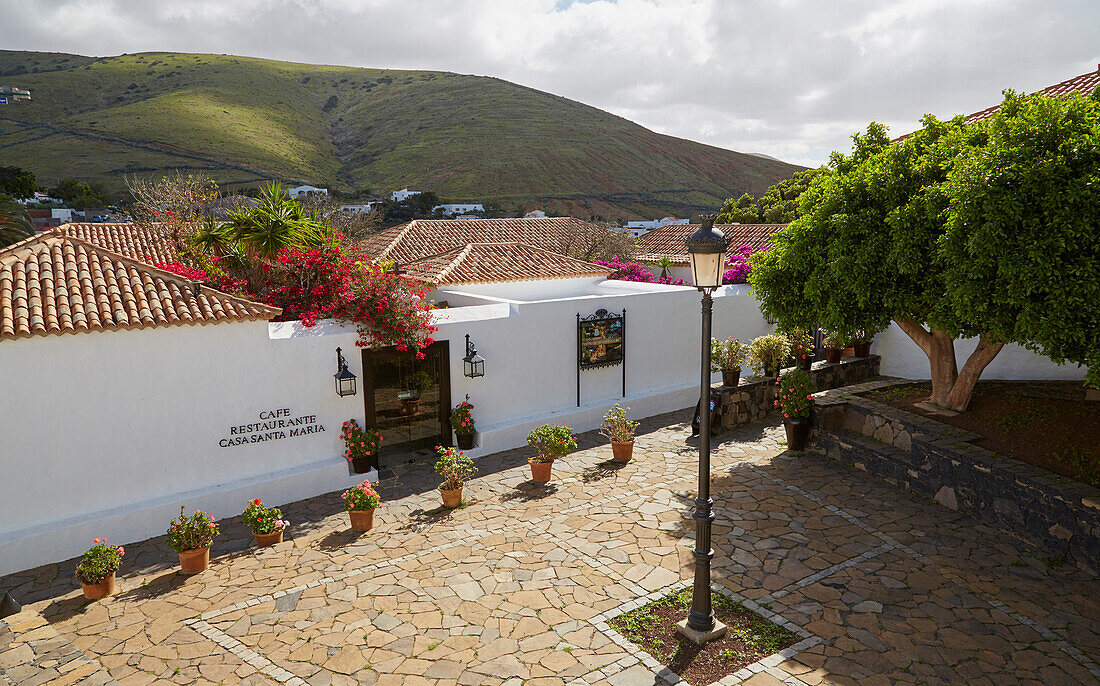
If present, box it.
[334,347,357,397]
[463,334,485,378]
[686,214,730,291]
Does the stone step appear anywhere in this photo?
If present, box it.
[0,611,118,686]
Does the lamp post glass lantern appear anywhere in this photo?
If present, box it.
[334,347,357,397]
[463,334,485,378]
[678,214,731,644]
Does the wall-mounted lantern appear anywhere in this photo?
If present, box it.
[334,347,357,397]
[463,334,485,378]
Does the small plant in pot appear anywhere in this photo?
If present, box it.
[852,329,874,358]
[526,424,577,482]
[748,333,790,378]
[342,419,382,474]
[711,337,749,387]
[242,499,289,548]
[822,331,847,364]
[600,404,640,463]
[774,368,816,452]
[399,370,433,415]
[342,480,382,532]
[450,395,476,450]
[786,330,815,371]
[75,538,124,600]
[435,446,477,508]
[167,506,219,574]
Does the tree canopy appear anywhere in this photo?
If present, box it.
[0,166,36,200]
[716,167,826,224]
[750,90,1100,408]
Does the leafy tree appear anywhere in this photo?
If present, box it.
[385,192,441,222]
[0,166,36,200]
[47,178,112,209]
[750,91,1099,411]
[0,193,34,248]
[716,168,826,224]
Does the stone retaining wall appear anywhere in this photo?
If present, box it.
[813,380,1100,574]
[713,355,881,433]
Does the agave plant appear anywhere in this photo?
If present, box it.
[225,182,328,261]
[0,194,34,249]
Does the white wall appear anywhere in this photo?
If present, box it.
[434,276,609,302]
[0,321,376,576]
[873,322,1086,381]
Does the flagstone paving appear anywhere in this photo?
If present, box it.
[2,409,1099,686]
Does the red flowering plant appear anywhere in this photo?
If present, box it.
[450,396,475,436]
[434,446,477,490]
[263,238,437,356]
[341,480,382,511]
[774,368,817,419]
[75,538,125,585]
[341,419,383,464]
[153,259,248,294]
[166,505,219,553]
[242,498,288,535]
[596,256,687,286]
[526,424,578,463]
[785,329,815,364]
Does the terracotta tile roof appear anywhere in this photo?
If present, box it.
[898,65,1100,140]
[405,242,612,286]
[0,233,279,341]
[55,223,180,264]
[636,223,785,265]
[359,217,604,264]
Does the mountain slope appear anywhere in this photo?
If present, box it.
[0,50,803,216]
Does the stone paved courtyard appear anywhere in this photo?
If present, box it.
[2,410,1099,686]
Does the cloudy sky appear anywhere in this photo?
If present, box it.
[2,0,1098,167]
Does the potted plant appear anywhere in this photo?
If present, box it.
[822,331,846,364]
[852,329,874,358]
[342,419,383,474]
[786,330,815,371]
[434,446,476,508]
[600,404,640,463]
[526,424,578,482]
[711,337,749,387]
[166,506,219,574]
[774,368,816,451]
[450,395,476,450]
[653,254,675,280]
[399,370,433,415]
[75,538,124,600]
[341,480,382,532]
[242,499,289,547]
[748,333,790,378]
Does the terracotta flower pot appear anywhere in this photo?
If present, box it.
[456,432,475,450]
[721,369,741,388]
[178,546,211,574]
[348,509,375,532]
[529,459,553,483]
[80,572,116,600]
[440,487,463,509]
[824,347,843,364]
[853,342,872,358]
[400,398,421,416]
[350,455,374,474]
[764,363,781,378]
[783,417,812,452]
[798,355,813,371]
[1087,389,1100,402]
[254,530,284,547]
[611,440,634,463]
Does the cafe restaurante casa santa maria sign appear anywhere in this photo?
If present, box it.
[219,408,326,447]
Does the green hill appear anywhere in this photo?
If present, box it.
[0,50,803,217]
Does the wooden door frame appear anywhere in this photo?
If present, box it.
[362,340,452,468]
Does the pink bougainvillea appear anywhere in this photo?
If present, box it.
[722,244,765,285]
[596,256,687,286]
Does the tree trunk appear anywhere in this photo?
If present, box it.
[893,319,1003,412]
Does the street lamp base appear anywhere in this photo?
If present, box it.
[675,618,728,645]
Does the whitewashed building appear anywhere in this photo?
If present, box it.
[340,202,379,214]
[391,187,420,202]
[287,184,328,199]
[620,216,689,237]
[433,203,485,217]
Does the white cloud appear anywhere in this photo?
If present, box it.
[1,0,1097,167]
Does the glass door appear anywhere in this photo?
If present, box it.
[363,341,451,467]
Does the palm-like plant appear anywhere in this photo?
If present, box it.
[0,194,34,249]
[225,182,328,261]
[190,216,236,258]
[653,254,674,280]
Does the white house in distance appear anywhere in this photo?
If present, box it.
[620,216,689,237]
[340,202,379,214]
[524,210,547,218]
[433,203,485,218]
[287,184,328,199]
[391,187,420,202]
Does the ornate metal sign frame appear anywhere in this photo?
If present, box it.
[576,308,626,406]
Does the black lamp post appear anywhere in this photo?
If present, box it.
[334,347,357,397]
[678,213,730,644]
[463,334,485,378]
